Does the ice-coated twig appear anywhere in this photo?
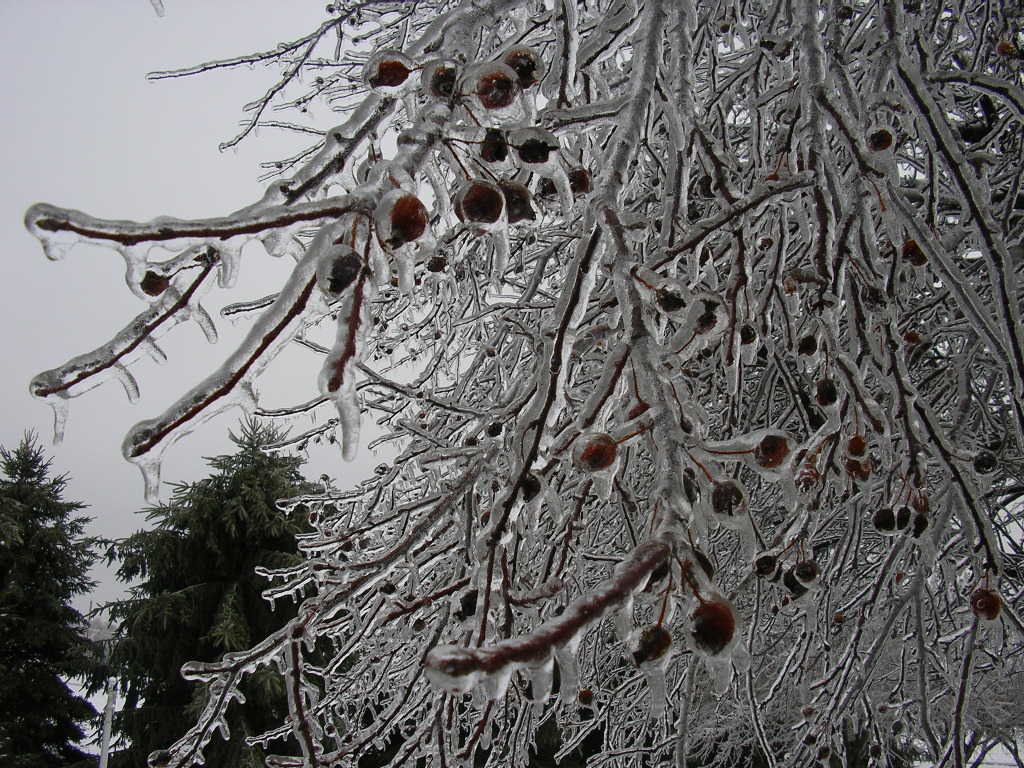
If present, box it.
[25,196,362,247]
[122,239,323,497]
[30,250,219,402]
[425,537,670,696]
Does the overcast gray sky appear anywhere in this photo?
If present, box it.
[0,1,369,604]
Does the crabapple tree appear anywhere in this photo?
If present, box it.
[24,0,1024,766]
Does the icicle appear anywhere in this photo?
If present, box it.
[141,337,167,365]
[112,363,140,403]
[491,228,510,285]
[46,396,69,445]
[425,163,451,217]
[643,667,667,718]
[554,639,580,702]
[392,245,416,294]
[188,304,219,344]
[217,240,243,289]
[482,665,515,701]
[615,594,634,641]
[525,656,554,702]
[135,455,162,503]
[707,658,733,696]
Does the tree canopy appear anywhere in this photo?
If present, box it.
[23,0,1024,766]
[0,435,97,768]
[100,421,317,767]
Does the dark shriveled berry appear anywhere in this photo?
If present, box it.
[740,324,757,345]
[521,473,542,502]
[997,40,1020,58]
[682,468,700,503]
[873,507,896,532]
[428,65,457,98]
[480,129,509,163]
[711,480,746,516]
[798,335,818,355]
[140,271,170,297]
[815,378,839,406]
[846,457,872,481]
[971,588,1001,620]
[694,299,720,333]
[517,138,558,164]
[974,450,998,474]
[867,129,893,151]
[847,434,868,456]
[755,554,778,577]
[912,512,929,538]
[691,601,735,655]
[794,560,820,583]
[896,506,912,530]
[902,239,928,266]
[783,568,810,598]
[321,252,363,297]
[504,47,541,88]
[629,624,672,666]
[693,548,715,580]
[497,179,535,223]
[568,167,592,196]
[426,255,448,273]
[577,688,595,707]
[656,288,687,313]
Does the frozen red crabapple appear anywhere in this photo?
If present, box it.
[753,433,790,469]
[421,59,459,99]
[502,46,543,88]
[573,433,618,473]
[970,588,1001,621]
[710,480,746,517]
[455,180,505,225]
[364,49,415,90]
[316,245,364,300]
[627,624,672,667]
[468,63,521,110]
[375,191,429,249]
[690,600,735,655]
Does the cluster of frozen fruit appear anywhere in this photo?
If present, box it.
[754,547,820,600]
[626,559,739,673]
[352,45,591,256]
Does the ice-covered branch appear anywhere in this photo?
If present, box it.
[426,537,670,698]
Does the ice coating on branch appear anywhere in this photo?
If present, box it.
[121,224,331,497]
[426,538,669,700]
[317,248,370,462]
[25,204,78,261]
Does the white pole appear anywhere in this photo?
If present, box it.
[98,676,117,768]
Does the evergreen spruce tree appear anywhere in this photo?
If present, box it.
[0,435,97,768]
[102,420,317,768]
